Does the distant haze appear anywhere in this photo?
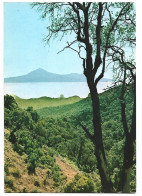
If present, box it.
[4,68,112,83]
[4,82,113,98]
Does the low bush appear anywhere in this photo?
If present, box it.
[4,164,9,175]
[4,176,15,191]
[64,174,94,193]
[11,169,21,178]
[27,163,36,174]
[34,179,40,187]
[21,187,27,193]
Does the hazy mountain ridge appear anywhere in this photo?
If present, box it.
[5,68,112,83]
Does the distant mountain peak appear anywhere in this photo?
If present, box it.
[31,68,47,73]
[36,68,46,71]
[4,68,112,83]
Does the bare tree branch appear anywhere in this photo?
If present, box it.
[79,122,94,142]
[95,3,131,86]
[75,2,85,11]
[57,40,85,60]
[93,3,103,75]
[106,3,112,24]
[120,66,129,137]
[69,3,85,43]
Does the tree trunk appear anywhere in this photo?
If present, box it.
[122,135,135,193]
[122,167,132,193]
[87,77,113,192]
[121,80,136,193]
[121,97,136,193]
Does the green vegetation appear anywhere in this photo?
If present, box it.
[5,177,15,191]
[4,94,66,193]
[31,2,135,192]
[14,95,82,109]
[34,179,40,187]
[4,86,136,192]
[11,169,21,178]
[64,174,95,193]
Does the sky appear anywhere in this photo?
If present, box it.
[4,2,113,78]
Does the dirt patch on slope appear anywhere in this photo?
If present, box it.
[55,155,79,183]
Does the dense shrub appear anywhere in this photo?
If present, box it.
[4,164,10,176]
[11,169,21,178]
[64,174,95,193]
[4,95,17,110]
[26,106,39,122]
[34,179,40,187]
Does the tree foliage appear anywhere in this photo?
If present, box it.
[31,3,136,192]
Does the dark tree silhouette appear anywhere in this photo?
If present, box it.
[107,14,136,192]
[32,2,135,192]
[108,45,136,192]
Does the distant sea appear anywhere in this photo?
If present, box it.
[4,82,112,99]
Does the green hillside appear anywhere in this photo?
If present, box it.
[4,86,136,193]
[37,86,133,124]
[14,95,82,109]
[36,86,135,193]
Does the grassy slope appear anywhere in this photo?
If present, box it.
[14,95,82,109]
[4,130,58,193]
[4,129,81,193]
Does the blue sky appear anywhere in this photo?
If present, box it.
[4,2,112,78]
